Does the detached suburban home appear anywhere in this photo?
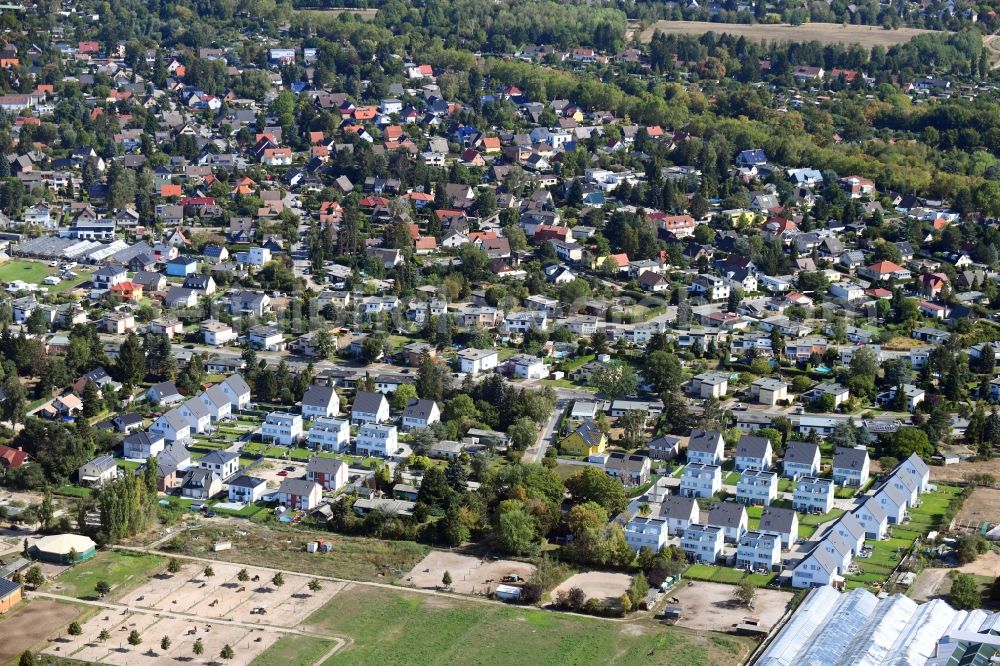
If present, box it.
[179,397,212,434]
[624,516,669,552]
[680,523,724,563]
[680,463,722,499]
[306,458,349,491]
[275,479,323,511]
[198,450,239,481]
[560,420,607,457]
[782,441,821,479]
[895,453,931,493]
[657,495,700,536]
[301,384,340,420]
[687,429,725,466]
[871,483,908,524]
[456,348,499,375]
[707,502,748,543]
[199,385,233,422]
[147,381,183,406]
[750,377,789,406]
[736,469,778,506]
[182,469,222,500]
[220,374,252,410]
[830,512,866,555]
[604,453,651,486]
[149,409,191,443]
[792,546,842,588]
[758,506,799,550]
[402,398,441,431]
[793,477,835,515]
[735,435,773,471]
[356,423,399,458]
[832,446,870,488]
[307,417,350,452]
[736,531,782,572]
[262,412,304,445]
[351,391,390,425]
[123,431,165,460]
[78,455,118,487]
[227,475,267,504]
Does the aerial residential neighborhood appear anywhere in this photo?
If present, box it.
[0,0,998,665]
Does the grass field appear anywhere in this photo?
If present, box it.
[163,524,429,582]
[639,20,939,48]
[0,259,92,293]
[685,563,776,587]
[252,635,336,666]
[46,551,165,601]
[302,585,752,665]
[294,7,379,20]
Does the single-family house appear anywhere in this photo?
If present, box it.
[560,420,607,457]
[853,499,889,540]
[123,431,165,460]
[275,479,322,511]
[782,441,821,479]
[198,450,239,480]
[227,475,267,504]
[181,469,222,500]
[680,523,724,563]
[301,384,340,420]
[736,531,782,571]
[793,476,835,515]
[707,502,749,543]
[736,469,779,506]
[624,516,669,552]
[402,399,441,431]
[735,435,773,471]
[351,391,390,425]
[605,453,651,486]
[680,463,722,498]
[758,506,799,550]
[78,455,118,487]
[792,546,841,588]
[657,496,700,536]
[307,417,350,452]
[832,446,870,488]
[687,429,725,466]
[306,458,349,491]
[355,423,399,458]
[262,412,303,446]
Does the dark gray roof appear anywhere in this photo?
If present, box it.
[403,398,438,419]
[352,391,386,414]
[658,495,698,521]
[302,384,337,408]
[278,478,319,496]
[307,457,347,475]
[783,440,819,466]
[759,506,797,534]
[833,446,869,471]
[736,435,770,459]
[708,501,747,529]
[229,474,266,488]
[688,429,724,454]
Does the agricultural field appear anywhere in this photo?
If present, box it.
[638,20,939,48]
[301,584,755,665]
[161,524,429,582]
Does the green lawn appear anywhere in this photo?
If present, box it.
[799,509,844,526]
[684,563,776,587]
[777,478,795,493]
[54,484,93,498]
[47,551,165,601]
[0,259,53,284]
[252,636,335,666]
[723,471,741,485]
[302,585,752,665]
[835,486,857,499]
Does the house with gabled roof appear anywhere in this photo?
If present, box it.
[832,446,870,488]
[687,429,725,466]
[707,501,748,543]
[758,506,799,549]
[559,419,607,457]
[735,435,773,471]
[783,440,821,479]
[853,498,889,540]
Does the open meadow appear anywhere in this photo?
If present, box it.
[300,584,754,665]
[639,20,939,48]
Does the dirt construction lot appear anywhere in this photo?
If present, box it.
[639,20,937,48]
[954,487,1000,528]
[113,560,344,625]
[42,561,345,665]
[672,581,793,632]
[404,551,535,596]
[551,571,633,604]
[44,610,279,666]
[0,599,81,664]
